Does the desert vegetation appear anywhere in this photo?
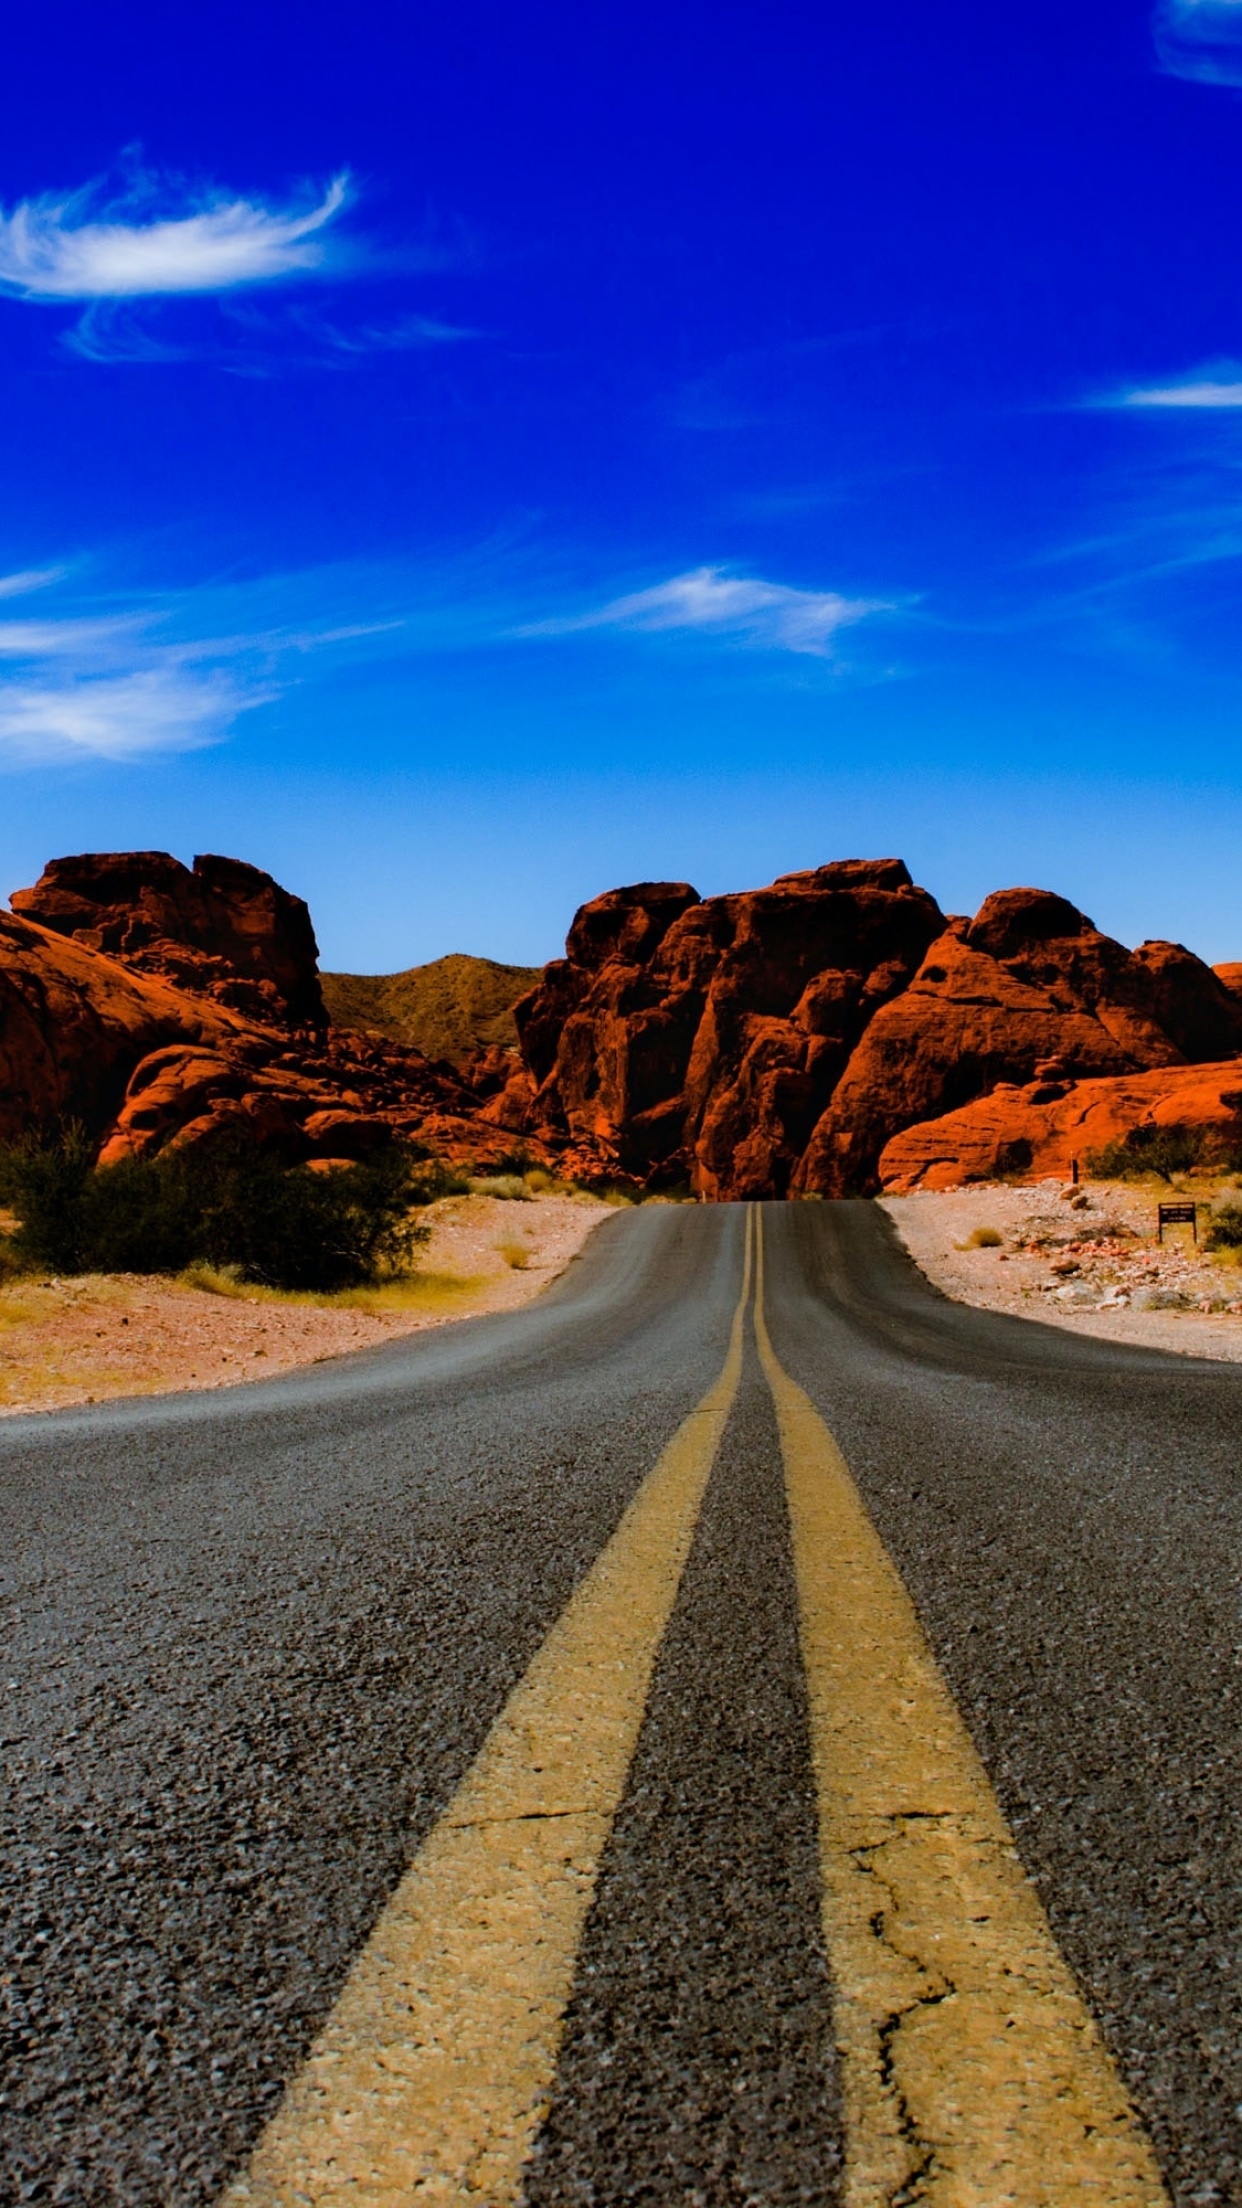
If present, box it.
[0,1127,429,1293]
[1084,1109,1242,1186]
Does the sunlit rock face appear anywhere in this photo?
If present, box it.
[517,868,1242,1197]
[6,848,1241,1195]
[12,849,326,1029]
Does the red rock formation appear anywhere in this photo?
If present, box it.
[793,893,1242,1194]
[519,872,1242,1198]
[1215,962,1242,1001]
[0,909,259,1144]
[518,861,946,1196]
[12,850,325,1028]
[8,847,1241,1199]
[879,1062,1242,1191]
[1,857,520,1170]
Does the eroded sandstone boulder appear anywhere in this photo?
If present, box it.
[517,860,946,1196]
[11,850,325,1028]
[0,910,260,1144]
[792,892,1242,1194]
[1,860,500,1170]
[8,847,1240,1200]
[518,871,1242,1198]
[879,1062,1242,1191]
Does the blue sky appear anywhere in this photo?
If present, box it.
[3,0,1242,969]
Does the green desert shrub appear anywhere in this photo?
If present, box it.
[1083,1122,1240,1184]
[0,1128,428,1291]
[489,1144,535,1176]
[1206,1200,1242,1251]
[0,1121,97,1273]
[405,1156,472,1204]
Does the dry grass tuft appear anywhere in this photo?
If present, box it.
[495,1235,532,1271]
[180,1262,483,1315]
[180,1261,249,1298]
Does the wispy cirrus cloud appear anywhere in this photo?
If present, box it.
[521,566,889,657]
[0,575,264,762]
[0,159,472,369]
[1102,367,1242,409]
[0,566,68,600]
[0,563,398,764]
[0,668,258,763]
[1153,0,1242,84]
[0,544,903,763]
[0,170,351,301]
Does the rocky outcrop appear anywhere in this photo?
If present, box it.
[518,862,946,1196]
[7,847,1240,1197]
[879,1063,1242,1191]
[1,858,539,1172]
[1216,963,1242,1001]
[11,851,325,1028]
[518,872,1242,1197]
[0,908,256,1144]
[793,892,1242,1195]
[93,1027,526,1171]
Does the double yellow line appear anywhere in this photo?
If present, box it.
[223,1208,1167,2207]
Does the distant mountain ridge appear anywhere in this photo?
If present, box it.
[321,954,541,1065]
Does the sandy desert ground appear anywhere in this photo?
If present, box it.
[882,1179,1242,1362]
[0,1189,612,1418]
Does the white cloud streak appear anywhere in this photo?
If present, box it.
[0,669,256,764]
[0,171,351,301]
[0,566,68,600]
[0,556,439,764]
[523,566,886,656]
[1154,0,1242,83]
[0,599,265,763]
[1120,376,1242,408]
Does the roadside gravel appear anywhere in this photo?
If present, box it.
[881,1180,1242,1362]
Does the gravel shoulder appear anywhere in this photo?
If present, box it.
[0,1190,612,1418]
[881,1179,1242,1362]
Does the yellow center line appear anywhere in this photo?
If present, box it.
[220,1208,753,2208]
[753,1207,1169,2206]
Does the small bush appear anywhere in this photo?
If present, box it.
[965,1225,1003,1248]
[407,1157,472,1204]
[496,1234,531,1270]
[1206,1201,1242,1251]
[0,1128,429,1291]
[0,1121,96,1272]
[1085,1121,1242,1184]
[489,1144,534,1176]
[179,1261,248,1297]
[469,1174,530,1201]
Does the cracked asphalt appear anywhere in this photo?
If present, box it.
[3,1200,1241,2205]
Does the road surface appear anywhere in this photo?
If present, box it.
[2,1202,1241,2205]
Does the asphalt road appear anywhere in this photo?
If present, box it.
[2,1202,1241,2206]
